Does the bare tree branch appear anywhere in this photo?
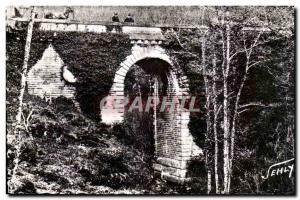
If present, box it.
[238,108,250,115]
[247,59,271,71]
[171,30,199,58]
[238,102,280,109]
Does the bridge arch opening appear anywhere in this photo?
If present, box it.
[123,58,172,160]
[101,45,202,183]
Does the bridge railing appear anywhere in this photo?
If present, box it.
[7,17,208,29]
[9,17,288,39]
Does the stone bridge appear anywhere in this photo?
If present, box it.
[11,18,206,183]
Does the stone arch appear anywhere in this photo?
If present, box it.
[100,44,202,183]
[112,45,186,96]
[101,45,189,121]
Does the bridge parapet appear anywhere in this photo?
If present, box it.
[8,18,210,42]
[38,21,166,43]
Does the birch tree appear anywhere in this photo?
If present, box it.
[211,45,222,194]
[201,31,213,194]
[8,7,35,193]
[218,7,293,193]
[163,6,294,194]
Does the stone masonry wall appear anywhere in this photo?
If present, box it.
[27,44,76,101]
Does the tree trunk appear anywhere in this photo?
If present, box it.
[229,63,247,189]
[212,47,220,194]
[16,9,35,124]
[223,23,231,194]
[9,8,35,193]
[201,35,212,194]
[207,170,212,194]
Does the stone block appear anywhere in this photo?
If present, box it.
[39,23,52,31]
[125,55,137,65]
[65,24,77,31]
[77,24,87,32]
[57,24,67,31]
[113,82,125,88]
[157,157,184,169]
[113,74,125,83]
[123,59,134,68]
[118,67,128,75]
[111,91,124,96]
[120,62,130,70]
[116,70,126,77]
[86,25,106,33]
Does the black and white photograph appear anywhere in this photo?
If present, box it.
[5,5,295,195]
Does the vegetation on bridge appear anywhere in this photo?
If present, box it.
[7,6,294,195]
[29,27,132,119]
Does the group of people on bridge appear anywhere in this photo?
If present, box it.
[112,13,135,23]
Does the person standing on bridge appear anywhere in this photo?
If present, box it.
[111,12,121,32]
[112,12,119,22]
[124,13,134,23]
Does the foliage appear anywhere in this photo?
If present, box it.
[6,30,27,121]
[163,7,294,194]
[29,28,132,119]
[7,94,157,193]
